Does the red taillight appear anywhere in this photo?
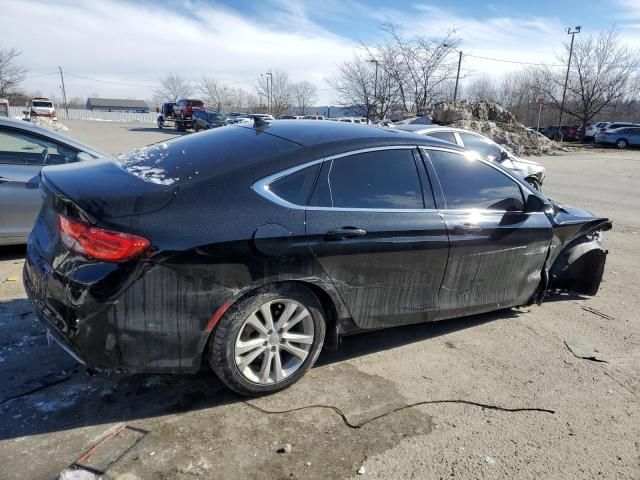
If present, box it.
[58,216,150,262]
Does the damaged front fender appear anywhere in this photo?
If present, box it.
[545,200,612,297]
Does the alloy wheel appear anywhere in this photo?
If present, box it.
[234,299,314,385]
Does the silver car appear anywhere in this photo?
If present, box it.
[595,126,640,149]
[0,117,105,245]
[394,124,546,190]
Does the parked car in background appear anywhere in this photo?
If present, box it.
[302,115,324,120]
[395,124,546,190]
[24,119,611,396]
[173,99,205,120]
[0,117,105,245]
[597,122,640,136]
[251,114,275,121]
[30,98,56,118]
[193,110,226,131]
[0,99,8,117]
[595,126,640,149]
[542,125,578,141]
[336,117,367,124]
[377,120,394,127]
[278,115,302,119]
[583,122,609,141]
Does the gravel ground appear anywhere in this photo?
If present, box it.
[0,124,638,480]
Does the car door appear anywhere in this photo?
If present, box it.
[0,127,79,243]
[305,146,449,330]
[628,127,640,146]
[422,148,552,320]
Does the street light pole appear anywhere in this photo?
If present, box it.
[369,59,379,123]
[266,72,273,115]
[558,26,581,141]
[453,50,462,102]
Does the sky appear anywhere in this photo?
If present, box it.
[2,0,640,105]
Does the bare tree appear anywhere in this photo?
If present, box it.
[198,76,235,112]
[367,23,461,115]
[255,69,291,117]
[0,46,27,97]
[465,74,499,102]
[528,26,640,130]
[154,73,192,103]
[290,80,318,115]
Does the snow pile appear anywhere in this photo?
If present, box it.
[31,116,70,132]
[431,100,566,156]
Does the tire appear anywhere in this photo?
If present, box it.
[616,139,628,149]
[208,284,326,396]
[526,177,541,192]
[194,123,200,132]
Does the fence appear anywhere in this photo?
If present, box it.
[7,106,158,124]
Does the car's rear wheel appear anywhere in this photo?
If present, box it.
[616,139,628,149]
[208,285,326,396]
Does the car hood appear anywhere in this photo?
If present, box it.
[500,154,545,181]
[548,198,612,245]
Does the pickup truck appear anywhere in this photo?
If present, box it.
[173,99,205,120]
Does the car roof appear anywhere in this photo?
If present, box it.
[0,117,106,157]
[233,119,463,150]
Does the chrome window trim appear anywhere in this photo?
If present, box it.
[252,145,423,212]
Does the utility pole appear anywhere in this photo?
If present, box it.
[58,66,69,119]
[266,71,273,115]
[369,59,379,123]
[453,50,462,102]
[558,26,581,141]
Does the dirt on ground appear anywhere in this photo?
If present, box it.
[0,124,638,479]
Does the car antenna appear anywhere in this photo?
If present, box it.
[251,115,271,128]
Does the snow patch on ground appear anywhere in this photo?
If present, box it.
[31,117,70,132]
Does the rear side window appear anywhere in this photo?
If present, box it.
[268,163,320,206]
[429,150,524,211]
[426,131,457,144]
[310,149,426,209]
[187,100,204,107]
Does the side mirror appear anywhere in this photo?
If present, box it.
[500,150,509,161]
[525,194,548,213]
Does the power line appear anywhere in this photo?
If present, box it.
[464,53,637,69]
[65,73,157,88]
[24,72,59,79]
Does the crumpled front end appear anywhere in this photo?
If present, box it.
[544,200,612,297]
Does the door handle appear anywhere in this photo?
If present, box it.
[325,227,368,239]
[453,223,481,234]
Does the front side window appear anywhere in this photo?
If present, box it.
[310,149,426,209]
[429,150,524,211]
[458,132,503,162]
[0,128,78,166]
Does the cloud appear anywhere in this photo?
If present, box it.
[1,0,357,102]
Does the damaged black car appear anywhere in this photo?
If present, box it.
[23,120,611,395]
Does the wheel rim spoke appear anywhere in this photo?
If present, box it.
[280,341,308,360]
[245,313,268,336]
[236,346,266,371]
[236,337,266,355]
[274,302,298,330]
[259,350,274,383]
[281,309,309,332]
[281,332,314,345]
[259,302,275,331]
[273,350,285,382]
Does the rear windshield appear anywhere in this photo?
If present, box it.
[187,100,203,107]
[208,113,224,121]
[113,126,301,186]
[32,101,53,108]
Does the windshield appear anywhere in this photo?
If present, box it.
[32,101,53,108]
[208,113,224,121]
[187,100,203,107]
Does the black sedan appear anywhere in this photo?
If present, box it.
[24,120,611,395]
